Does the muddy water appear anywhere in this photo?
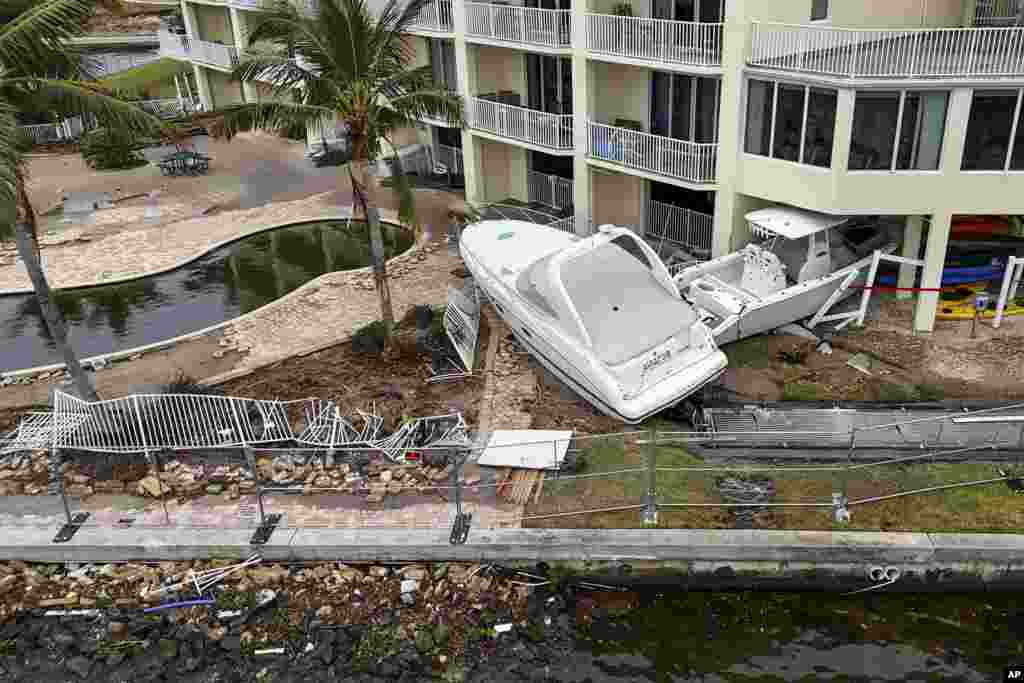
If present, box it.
[0,220,413,372]
[548,590,1021,682]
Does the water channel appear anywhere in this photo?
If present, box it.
[553,589,1020,682]
[0,220,413,372]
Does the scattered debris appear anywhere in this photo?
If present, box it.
[846,352,874,376]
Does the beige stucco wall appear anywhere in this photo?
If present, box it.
[193,4,233,45]
[590,62,649,130]
[590,168,643,229]
[743,0,965,27]
[738,153,1024,215]
[206,68,244,108]
[473,46,524,99]
[408,37,431,70]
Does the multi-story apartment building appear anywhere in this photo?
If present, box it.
[163,0,1024,333]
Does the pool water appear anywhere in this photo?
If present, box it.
[0,220,413,372]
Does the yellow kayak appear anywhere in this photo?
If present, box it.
[936,281,1024,320]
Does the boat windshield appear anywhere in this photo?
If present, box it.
[516,253,563,321]
[561,234,695,366]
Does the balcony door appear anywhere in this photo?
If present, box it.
[526,54,572,115]
[651,0,722,22]
[428,38,457,93]
[651,72,719,143]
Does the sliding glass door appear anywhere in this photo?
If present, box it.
[651,0,722,22]
[651,72,719,143]
[526,54,572,115]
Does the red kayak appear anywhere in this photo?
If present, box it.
[951,216,1022,241]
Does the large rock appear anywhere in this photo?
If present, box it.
[137,476,165,497]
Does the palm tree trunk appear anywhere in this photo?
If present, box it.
[349,158,394,334]
[13,183,99,401]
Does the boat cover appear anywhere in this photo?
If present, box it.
[561,238,696,365]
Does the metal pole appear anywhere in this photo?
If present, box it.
[1018,423,1024,472]
[643,427,657,526]
[155,450,170,526]
[56,448,72,526]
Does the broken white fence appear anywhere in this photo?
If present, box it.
[808,250,925,331]
[0,391,470,462]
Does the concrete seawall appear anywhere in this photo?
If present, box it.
[2,527,1023,592]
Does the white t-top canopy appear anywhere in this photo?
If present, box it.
[745,207,847,241]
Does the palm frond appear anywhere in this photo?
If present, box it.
[5,78,167,137]
[0,103,25,242]
[0,0,110,76]
[195,100,334,140]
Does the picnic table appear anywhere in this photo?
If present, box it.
[158,150,212,176]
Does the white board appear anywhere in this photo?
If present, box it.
[477,430,572,470]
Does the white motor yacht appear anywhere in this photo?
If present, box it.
[460,220,728,423]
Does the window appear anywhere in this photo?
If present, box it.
[811,0,829,21]
[962,89,1024,172]
[803,88,837,166]
[610,235,652,270]
[744,79,836,167]
[745,79,774,156]
[772,84,805,162]
[896,91,948,170]
[850,90,949,171]
[651,72,719,143]
[527,54,572,114]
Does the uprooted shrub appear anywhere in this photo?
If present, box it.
[80,126,148,170]
[352,320,390,354]
[161,370,223,396]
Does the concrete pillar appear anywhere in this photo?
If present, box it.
[571,12,591,236]
[709,0,748,257]
[913,212,952,333]
[897,215,924,299]
[192,64,214,112]
[910,87,972,332]
[229,7,258,103]
[174,73,185,110]
[830,88,855,177]
[453,0,482,206]
[509,147,528,203]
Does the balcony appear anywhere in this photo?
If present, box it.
[417,91,461,126]
[466,3,571,51]
[749,22,1024,81]
[159,31,239,71]
[586,14,722,69]
[587,121,717,185]
[409,0,454,34]
[471,97,573,150]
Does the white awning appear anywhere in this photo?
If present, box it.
[745,207,847,240]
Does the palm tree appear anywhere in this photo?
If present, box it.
[194,0,463,340]
[1,0,178,400]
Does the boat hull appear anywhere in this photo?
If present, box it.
[461,224,727,424]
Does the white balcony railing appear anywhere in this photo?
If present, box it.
[466,3,571,49]
[586,14,722,67]
[588,121,717,184]
[472,98,573,149]
[645,200,713,257]
[136,98,198,119]
[750,22,1024,79]
[547,216,577,234]
[527,170,573,209]
[410,0,454,32]
[159,31,240,70]
[436,144,463,174]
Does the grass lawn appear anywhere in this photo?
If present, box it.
[101,58,189,99]
[525,438,1024,532]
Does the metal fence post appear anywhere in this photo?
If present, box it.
[56,447,72,526]
[643,427,657,526]
[837,427,856,524]
[155,449,170,526]
[244,445,266,526]
[1018,423,1024,472]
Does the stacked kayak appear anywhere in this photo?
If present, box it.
[936,281,1024,320]
[877,254,1006,287]
[950,215,1024,241]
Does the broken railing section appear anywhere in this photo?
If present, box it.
[432,280,481,382]
[6,391,471,460]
